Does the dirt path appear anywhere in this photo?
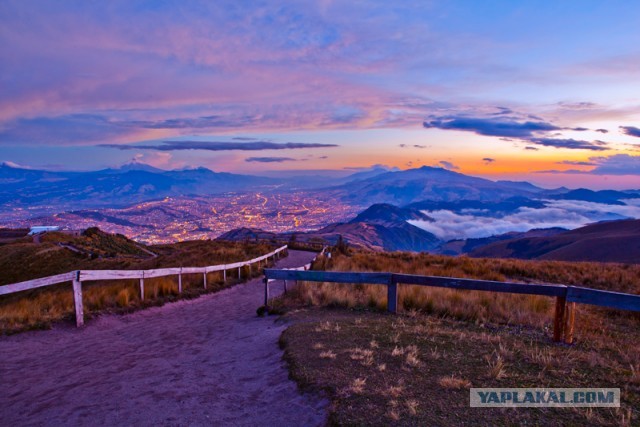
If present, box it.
[0,250,327,426]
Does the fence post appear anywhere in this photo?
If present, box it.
[223,269,226,283]
[283,279,287,294]
[553,296,566,342]
[387,279,398,313]
[203,272,207,289]
[564,302,577,344]
[238,267,241,279]
[178,268,183,293]
[264,277,269,306]
[72,271,84,327]
[139,273,145,301]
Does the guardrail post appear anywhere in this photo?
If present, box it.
[139,273,145,301]
[564,302,576,344]
[178,268,183,293]
[238,267,241,279]
[72,271,84,327]
[203,272,207,289]
[387,279,398,313]
[283,279,287,294]
[223,269,226,283]
[264,277,269,306]
[553,296,566,342]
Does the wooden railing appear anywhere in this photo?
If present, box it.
[263,268,640,344]
[0,245,288,327]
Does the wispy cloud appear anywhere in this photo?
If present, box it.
[100,141,339,151]
[423,115,560,138]
[439,160,459,170]
[620,126,640,138]
[528,137,608,151]
[245,157,299,163]
[423,113,610,151]
[482,157,495,164]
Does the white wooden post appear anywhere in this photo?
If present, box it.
[223,269,226,282]
[72,271,84,327]
[238,267,241,279]
[203,272,207,289]
[139,276,145,301]
[178,268,183,293]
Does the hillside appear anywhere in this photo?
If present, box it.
[469,219,640,263]
[0,228,275,286]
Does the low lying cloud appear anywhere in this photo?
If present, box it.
[100,140,339,152]
[245,157,298,163]
[482,157,495,164]
[408,199,640,241]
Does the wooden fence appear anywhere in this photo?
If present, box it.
[263,268,640,344]
[0,245,288,327]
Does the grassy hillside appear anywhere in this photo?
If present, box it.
[0,229,280,332]
[274,249,640,425]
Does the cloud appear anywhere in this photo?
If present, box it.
[100,140,339,151]
[555,160,596,166]
[620,126,640,138]
[423,114,610,151]
[524,146,539,151]
[538,154,640,175]
[596,128,609,133]
[408,199,640,240]
[589,154,640,175]
[439,160,459,170]
[245,157,298,163]
[482,157,495,164]
[527,138,608,151]
[423,116,560,138]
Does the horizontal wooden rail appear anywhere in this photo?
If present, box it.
[263,268,640,344]
[0,245,288,327]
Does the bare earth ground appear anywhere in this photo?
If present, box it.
[0,250,327,427]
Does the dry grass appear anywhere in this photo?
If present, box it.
[275,248,640,425]
[282,249,640,333]
[280,309,640,426]
[0,238,282,333]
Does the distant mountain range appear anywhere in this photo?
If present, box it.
[3,162,640,261]
[468,219,640,263]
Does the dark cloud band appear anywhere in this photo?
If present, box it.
[100,141,339,151]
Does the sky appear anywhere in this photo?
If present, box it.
[1,0,640,189]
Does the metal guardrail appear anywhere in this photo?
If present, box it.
[263,267,640,344]
[0,245,288,327]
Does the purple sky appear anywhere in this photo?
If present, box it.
[1,1,640,189]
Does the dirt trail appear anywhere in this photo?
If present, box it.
[0,250,327,426]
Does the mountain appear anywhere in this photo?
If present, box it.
[0,163,278,212]
[219,203,441,252]
[319,166,542,206]
[436,228,567,256]
[350,203,433,224]
[468,219,640,263]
